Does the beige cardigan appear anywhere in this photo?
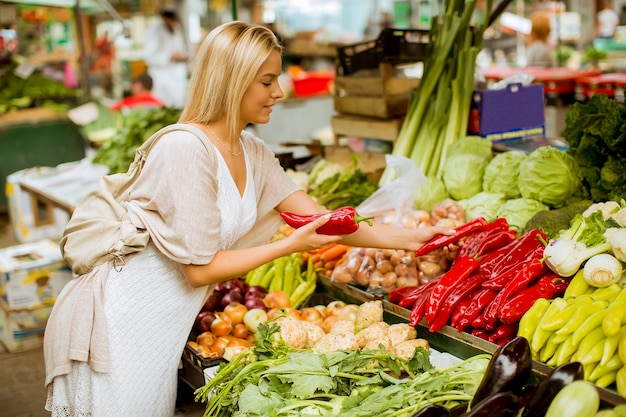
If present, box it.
[44,128,301,387]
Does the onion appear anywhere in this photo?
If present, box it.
[214,280,233,294]
[243,308,268,333]
[211,313,233,337]
[245,285,267,300]
[230,277,249,294]
[202,291,222,312]
[223,345,250,361]
[221,289,244,308]
[245,296,267,311]
[263,290,291,309]
[224,302,248,324]
[232,323,249,339]
[195,311,216,333]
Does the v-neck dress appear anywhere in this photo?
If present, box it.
[46,133,257,417]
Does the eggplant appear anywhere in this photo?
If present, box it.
[460,392,520,417]
[470,336,532,407]
[521,361,585,417]
[411,404,450,417]
[448,402,470,417]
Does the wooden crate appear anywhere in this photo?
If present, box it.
[331,114,403,142]
[333,63,420,119]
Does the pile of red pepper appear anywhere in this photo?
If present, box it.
[388,217,571,346]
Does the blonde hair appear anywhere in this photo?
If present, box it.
[179,21,282,140]
[530,11,551,43]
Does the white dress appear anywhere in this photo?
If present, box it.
[46,145,257,417]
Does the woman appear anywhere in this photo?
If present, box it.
[44,21,454,417]
[526,10,555,68]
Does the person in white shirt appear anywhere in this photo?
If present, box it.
[143,4,190,108]
[596,0,619,39]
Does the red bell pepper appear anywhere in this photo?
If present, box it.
[499,273,569,324]
[454,288,498,332]
[279,206,373,235]
[415,217,488,257]
[424,256,480,326]
[397,280,439,309]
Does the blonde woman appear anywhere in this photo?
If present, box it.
[44,21,454,417]
[526,10,555,68]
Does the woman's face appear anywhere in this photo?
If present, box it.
[240,50,284,126]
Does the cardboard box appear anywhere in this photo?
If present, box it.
[0,240,73,310]
[468,83,545,142]
[0,300,52,352]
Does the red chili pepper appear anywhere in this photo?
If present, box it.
[415,217,488,257]
[487,229,547,279]
[482,244,546,290]
[455,288,498,332]
[489,322,519,343]
[408,284,437,327]
[387,285,421,305]
[499,273,567,324]
[482,257,549,329]
[471,328,492,341]
[427,271,487,333]
[279,206,373,235]
[424,256,480,327]
[450,290,479,330]
[397,280,439,309]
[473,229,518,258]
[455,218,511,260]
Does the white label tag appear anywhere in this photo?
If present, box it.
[14,62,36,79]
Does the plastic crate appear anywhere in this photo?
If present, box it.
[292,74,334,98]
[337,28,429,76]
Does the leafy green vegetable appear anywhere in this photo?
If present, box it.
[563,94,626,202]
[458,192,507,221]
[494,198,549,232]
[92,106,181,173]
[517,146,582,209]
[413,176,450,212]
[482,150,526,198]
[308,156,378,210]
[441,136,493,200]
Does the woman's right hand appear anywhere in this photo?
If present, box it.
[286,214,342,253]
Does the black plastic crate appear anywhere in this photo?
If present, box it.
[337,28,429,76]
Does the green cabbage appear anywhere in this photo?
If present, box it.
[495,198,549,231]
[442,136,493,200]
[458,192,507,221]
[518,146,583,209]
[482,150,527,199]
[413,176,450,212]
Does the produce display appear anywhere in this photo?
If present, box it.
[194,299,491,417]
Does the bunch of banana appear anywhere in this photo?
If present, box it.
[519,270,626,393]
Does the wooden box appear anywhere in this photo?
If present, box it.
[333,63,420,119]
[331,114,403,142]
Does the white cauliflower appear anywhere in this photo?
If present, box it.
[313,331,359,354]
[330,319,356,335]
[299,320,326,349]
[355,300,383,330]
[272,316,309,349]
[387,323,418,347]
[392,339,430,360]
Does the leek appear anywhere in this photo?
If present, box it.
[381,0,493,185]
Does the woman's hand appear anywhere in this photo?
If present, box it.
[400,225,457,253]
[286,214,343,253]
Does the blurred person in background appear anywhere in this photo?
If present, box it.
[110,73,164,112]
[143,4,189,108]
[526,10,555,68]
[596,0,619,39]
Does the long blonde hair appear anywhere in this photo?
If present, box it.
[179,21,282,140]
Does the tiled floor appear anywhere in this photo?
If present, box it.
[0,214,206,417]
